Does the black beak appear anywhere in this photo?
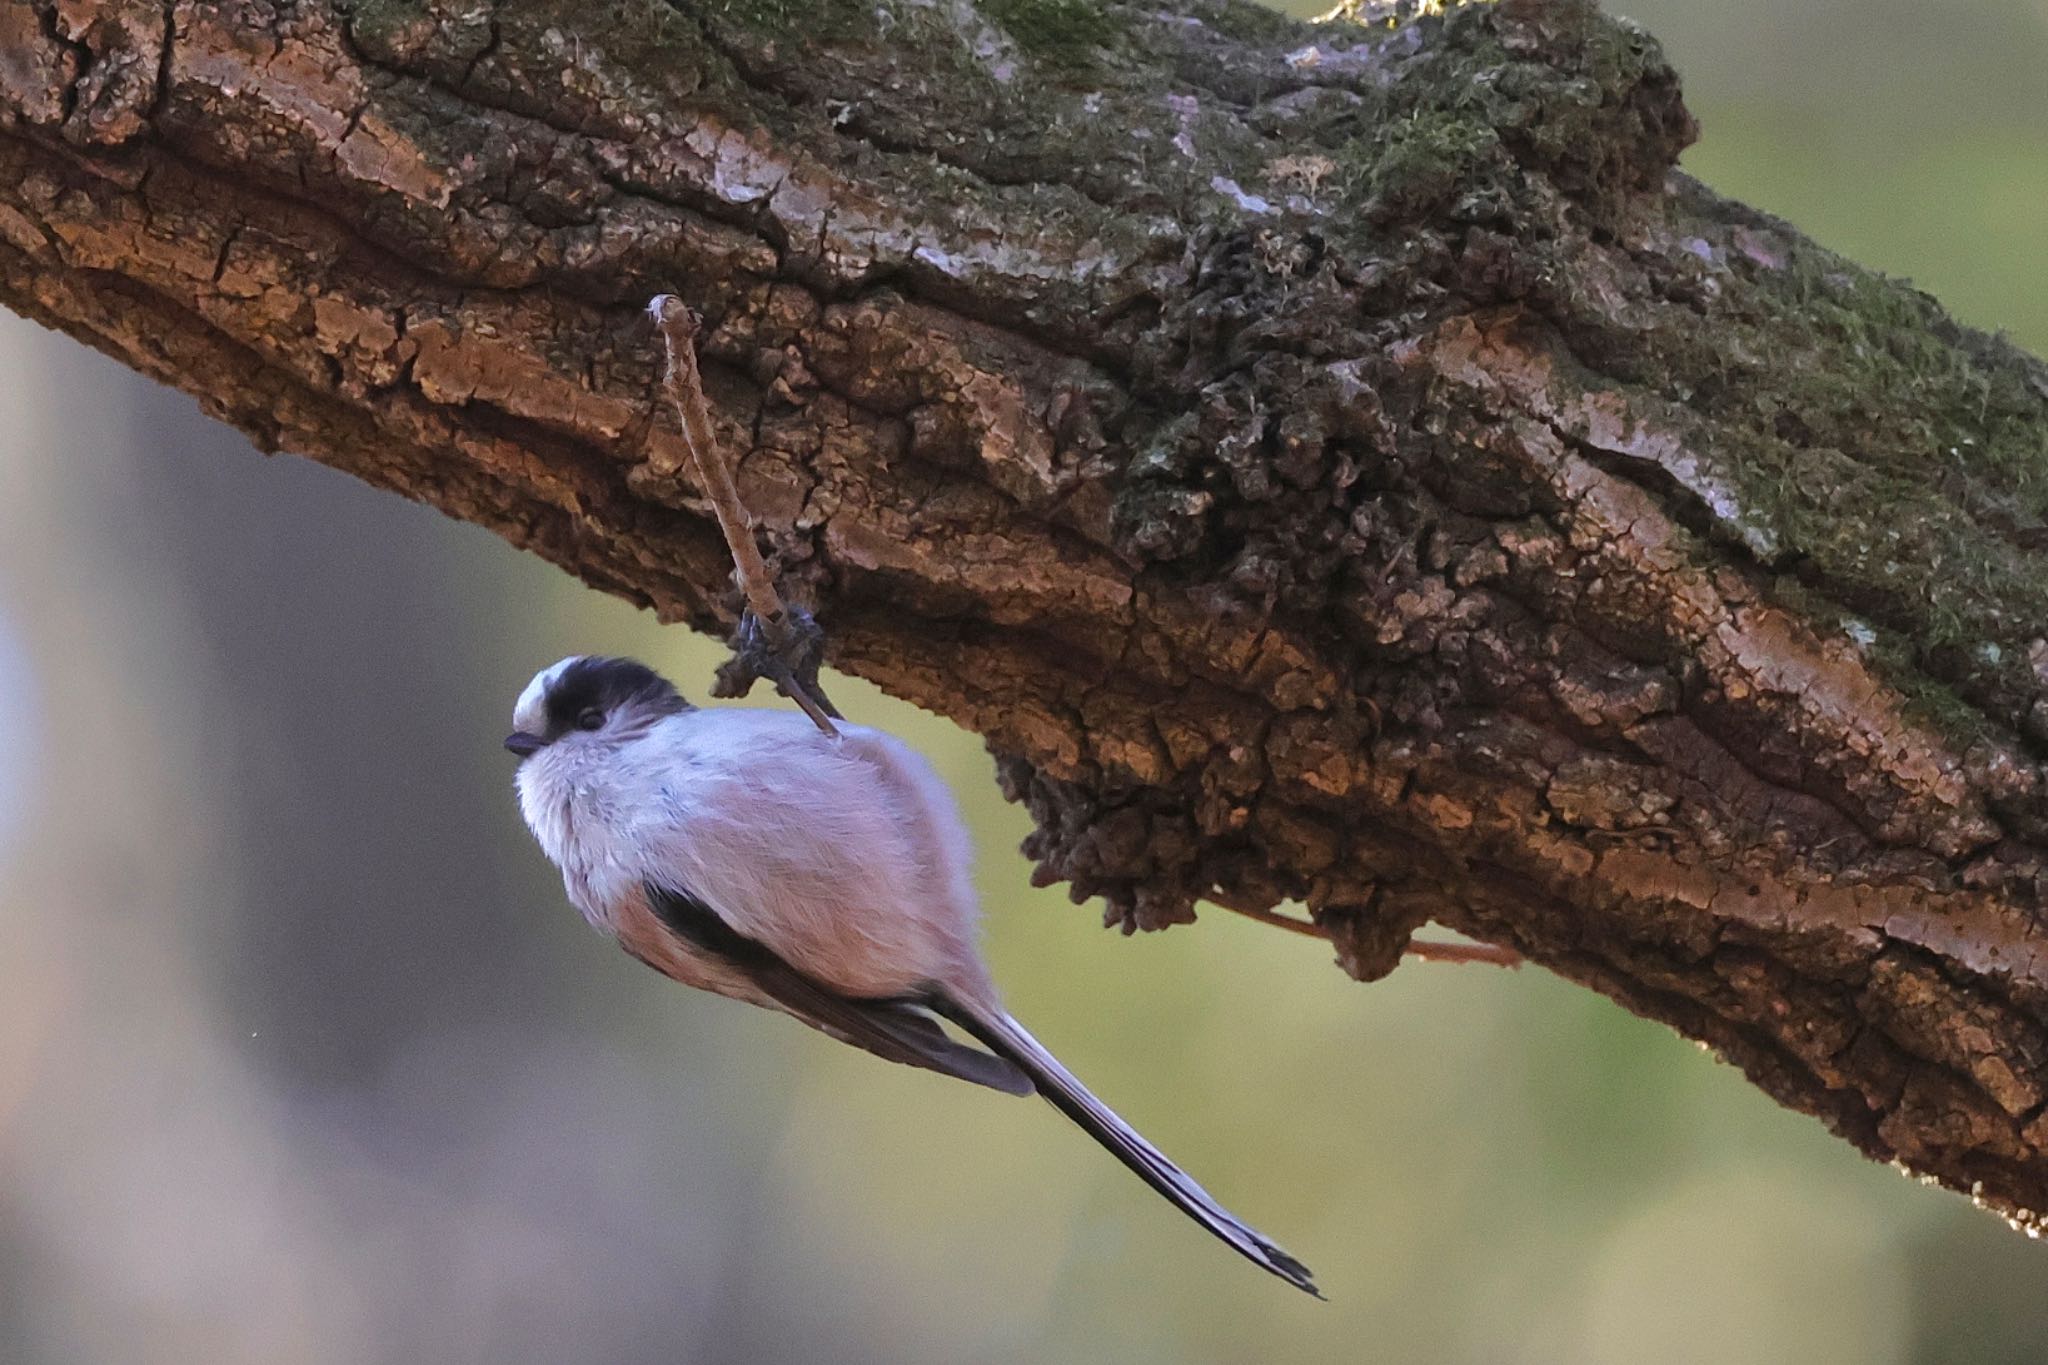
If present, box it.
[504,731,545,757]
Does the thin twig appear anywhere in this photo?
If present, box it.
[649,294,840,738]
[650,295,781,624]
[1214,898,1333,941]
[1205,891,1523,968]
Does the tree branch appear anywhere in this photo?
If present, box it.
[8,0,2048,1229]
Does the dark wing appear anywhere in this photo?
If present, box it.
[642,882,1033,1097]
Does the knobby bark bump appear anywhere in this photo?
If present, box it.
[7,0,2048,1230]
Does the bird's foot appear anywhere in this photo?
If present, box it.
[713,604,842,729]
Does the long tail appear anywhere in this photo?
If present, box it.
[934,996,1321,1297]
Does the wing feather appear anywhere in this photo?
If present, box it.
[642,882,1032,1097]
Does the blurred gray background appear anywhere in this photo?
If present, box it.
[2,1,2045,1360]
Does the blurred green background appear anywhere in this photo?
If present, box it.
[2,1,2045,1360]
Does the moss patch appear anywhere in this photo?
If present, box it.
[1345,106,1506,220]
[1765,575,1993,747]
[981,0,1121,66]
[701,0,866,42]
[1311,1,1690,231]
[1511,169,2048,754]
[1184,0,1309,46]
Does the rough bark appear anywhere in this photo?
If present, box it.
[8,0,2048,1229]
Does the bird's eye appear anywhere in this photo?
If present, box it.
[575,708,605,731]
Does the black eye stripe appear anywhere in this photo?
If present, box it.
[541,657,687,739]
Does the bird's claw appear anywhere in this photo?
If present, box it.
[713,605,841,726]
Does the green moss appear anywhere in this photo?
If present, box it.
[1567,183,2048,747]
[698,0,1109,77]
[1343,106,1504,219]
[1311,1,1692,227]
[1682,249,2048,616]
[981,0,1121,65]
[1767,260,2048,523]
[1186,0,1308,46]
[341,0,425,31]
[1674,239,2048,518]
[1765,577,1992,746]
[343,0,466,67]
[704,0,864,39]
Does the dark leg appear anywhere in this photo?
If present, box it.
[712,603,843,724]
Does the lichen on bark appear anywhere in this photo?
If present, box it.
[8,0,2048,1235]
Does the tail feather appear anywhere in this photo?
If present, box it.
[936,997,1321,1297]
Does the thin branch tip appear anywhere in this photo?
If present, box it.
[649,292,700,337]
[1204,891,1522,968]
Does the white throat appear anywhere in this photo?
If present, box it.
[515,739,642,932]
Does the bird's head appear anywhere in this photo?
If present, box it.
[505,655,689,759]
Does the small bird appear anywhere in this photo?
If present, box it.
[506,655,1318,1294]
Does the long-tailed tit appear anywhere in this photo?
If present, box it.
[505,655,1318,1294]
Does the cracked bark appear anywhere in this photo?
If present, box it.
[9,0,2048,1232]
